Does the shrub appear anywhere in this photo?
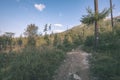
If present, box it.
[0,46,65,80]
[84,36,94,47]
[84,26,120,80]
[90,51,120,80]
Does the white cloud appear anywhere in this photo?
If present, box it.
[53,30,64,33]
[54,24,63,27]
[34,4,46,11]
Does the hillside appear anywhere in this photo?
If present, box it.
[0,16,120,80]
[1,0,120,80]
[56,18,120,80]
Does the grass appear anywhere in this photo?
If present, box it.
[83,25,120,80]
[0,46,65,80]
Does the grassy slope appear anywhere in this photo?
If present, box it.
[57,19,120,80]
[0,18,120,80]
[0,46,65,80]
[66,20,120,80]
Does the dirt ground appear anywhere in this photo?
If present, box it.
[53,49,90,80]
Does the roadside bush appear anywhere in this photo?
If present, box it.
[85,27,120,80]
[84,35,94,47]
[90,51,120,80]
[0,46,65,80]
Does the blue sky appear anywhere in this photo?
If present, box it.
[0,0,120,37]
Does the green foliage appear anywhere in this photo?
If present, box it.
[84,25,120,80]
[81,7,110,25]
[44,35,51,45]
[24,24,38,37]
[43,24,51,35]
[4,32,15,38]
[27,37,36,46]
[62,34,73,51]
[0,33,14,51]
[53,34,59,46]
[24,24,38,47]
[81,7,95,25]
[0,46,65,80]
[44,24,48,34]
[73,34,83,47]
[1,16,120,80]
[90,51,120,80]
[84,35,94,47]
[17,37,23,47]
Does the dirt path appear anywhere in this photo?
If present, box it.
[53,49,90,80]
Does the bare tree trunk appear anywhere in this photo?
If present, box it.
[110,0,114,28]
[94,0,99,51]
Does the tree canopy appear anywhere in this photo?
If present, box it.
[24,24,38,37]
[81,7,110,25]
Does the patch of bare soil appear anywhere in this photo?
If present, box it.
[53,49,90,80]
